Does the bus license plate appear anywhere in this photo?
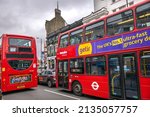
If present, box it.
[10,74,32,84]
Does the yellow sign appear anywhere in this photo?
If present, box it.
[78,43,92,56]
[17,85,25,89]
[112,38,123,46]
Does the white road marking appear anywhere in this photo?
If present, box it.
[44,89,80,100]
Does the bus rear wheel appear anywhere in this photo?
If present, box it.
[72,82,82,96]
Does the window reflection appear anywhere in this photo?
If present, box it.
[136,2,150,29]
[141,50,150,77]
[86,56,106,75]
[107,10,134,36]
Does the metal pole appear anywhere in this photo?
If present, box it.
[126,0,128,7]
[41,38,42,72]
[37,37,43,73]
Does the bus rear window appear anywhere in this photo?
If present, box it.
[136,2,150,29]
[140,50,150,77]
[9,38,31,47]
[8,60,32,70]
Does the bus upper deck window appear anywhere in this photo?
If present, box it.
[60,34,68,48]
[9,38,31,47]
[85,21,104,42]
[136,2,150,29]
[70,29,83,45]
[107,10,134,36]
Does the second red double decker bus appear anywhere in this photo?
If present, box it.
[56,0,150,99]
[0,34,38,92]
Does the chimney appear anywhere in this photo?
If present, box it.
[55,8,61,17]
[55,0,61,17]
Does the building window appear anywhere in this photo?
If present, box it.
[85,21,104,42]
[129,2,134,6]
[119,5,126,10]
[112,0,116,3]
[107,10,134,36]
[112,0,121,4]
[112,0,119,3]
[47,46,50,56]
[112,9,117,12]
[48,59,55,69]
[86,56,106,75]
[60,34,68,48]
[70,29,83,45]
[140,50,150,77]
[70,58,84,74]
[136,2,150,29]
[50,45,55,56]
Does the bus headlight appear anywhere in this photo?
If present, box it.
[9,47,17,52]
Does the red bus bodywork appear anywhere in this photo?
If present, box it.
[0,34,38,92]
[56,0,150,99]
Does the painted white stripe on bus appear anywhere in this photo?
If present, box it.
[44,89,80,100]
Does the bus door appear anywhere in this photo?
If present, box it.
[108,53,139,99]
[58,61,69,89]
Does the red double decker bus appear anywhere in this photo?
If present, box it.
[0,34,38,92]
[56,0,150,99]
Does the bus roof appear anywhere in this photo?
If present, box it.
[59,0,149,37]
[2,34,35,39]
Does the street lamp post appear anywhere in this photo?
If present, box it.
[40,38,42,72]
[37,37,43,73]
[126,0,128,7]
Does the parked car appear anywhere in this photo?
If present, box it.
[38,70,56,88]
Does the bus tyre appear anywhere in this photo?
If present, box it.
[72,82,82,96]
[47,80,52,88]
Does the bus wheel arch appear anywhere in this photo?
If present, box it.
[72,81,82,96]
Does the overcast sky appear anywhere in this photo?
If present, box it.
[0,0,93,58]
[0,0,93,38]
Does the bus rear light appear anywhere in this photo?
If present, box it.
[2,78,6,82]
[33,63,36,68]
[69,79,72,83]
[2,68,5,72]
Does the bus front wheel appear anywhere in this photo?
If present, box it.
[72,82,82,96]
